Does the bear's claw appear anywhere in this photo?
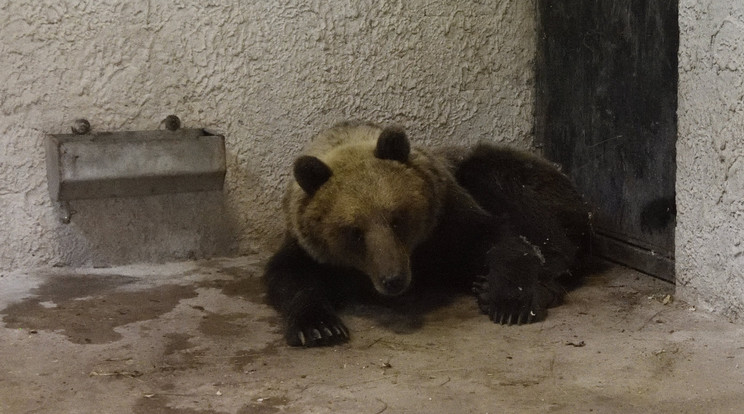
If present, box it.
[491,307,541,326]
[473,274,546,326]
[286,310,349,347]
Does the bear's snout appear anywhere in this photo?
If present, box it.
[380,274,409,296]
[361,224,412,297]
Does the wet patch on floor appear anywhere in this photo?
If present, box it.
[231,340,282,373]
[198,276,267,304]
[1,274,197,344]
[164,333,199,355]
[194,276,281,331]
[159,333,211,372]
[199,312,251,337]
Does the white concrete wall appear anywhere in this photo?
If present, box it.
[0,1,536,272]
[677,0,744,318]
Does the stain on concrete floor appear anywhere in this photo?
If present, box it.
[3,275,197,344]
[1,255,744,413]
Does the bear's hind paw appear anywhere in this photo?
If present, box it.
[472,275,547,325]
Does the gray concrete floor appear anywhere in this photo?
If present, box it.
[1,255,743,414]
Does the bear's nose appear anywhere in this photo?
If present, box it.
[381,275,407,296]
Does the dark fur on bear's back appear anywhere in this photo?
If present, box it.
[454,144,591,274]
[264,123,591,347]
[451,145,591,323]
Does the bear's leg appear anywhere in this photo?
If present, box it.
[473,197,587,325]
[473,233,566,325]
[264,238,350,347]
[282,290,350,347]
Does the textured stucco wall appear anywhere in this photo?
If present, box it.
[677,0,744,318]
[0,1,536,272]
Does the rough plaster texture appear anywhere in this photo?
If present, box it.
[0,0,536,272]
[677,0,744,319]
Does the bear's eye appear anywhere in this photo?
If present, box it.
[390,212,407,235]
[342,226,365,249]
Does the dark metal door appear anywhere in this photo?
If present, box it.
[535,1,678,281]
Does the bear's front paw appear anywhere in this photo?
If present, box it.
[473,275,546,325]
[286,304,349,347]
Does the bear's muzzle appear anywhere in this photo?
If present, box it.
[364,226,412,297]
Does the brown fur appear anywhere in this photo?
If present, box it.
[284,122,454,295]
[265,121,591,347]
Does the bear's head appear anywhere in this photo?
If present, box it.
[285,125,448,297]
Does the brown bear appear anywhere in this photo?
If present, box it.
[264,121,591,347]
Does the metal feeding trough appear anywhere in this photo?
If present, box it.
[45,117,226,201]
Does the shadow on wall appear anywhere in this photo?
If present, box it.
[51,190,238,267]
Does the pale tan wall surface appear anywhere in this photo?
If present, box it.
[0,1,536,271]
[677,0,744,318]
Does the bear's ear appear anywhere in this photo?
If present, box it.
[374,126,410,163]
[294,155,332,196]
